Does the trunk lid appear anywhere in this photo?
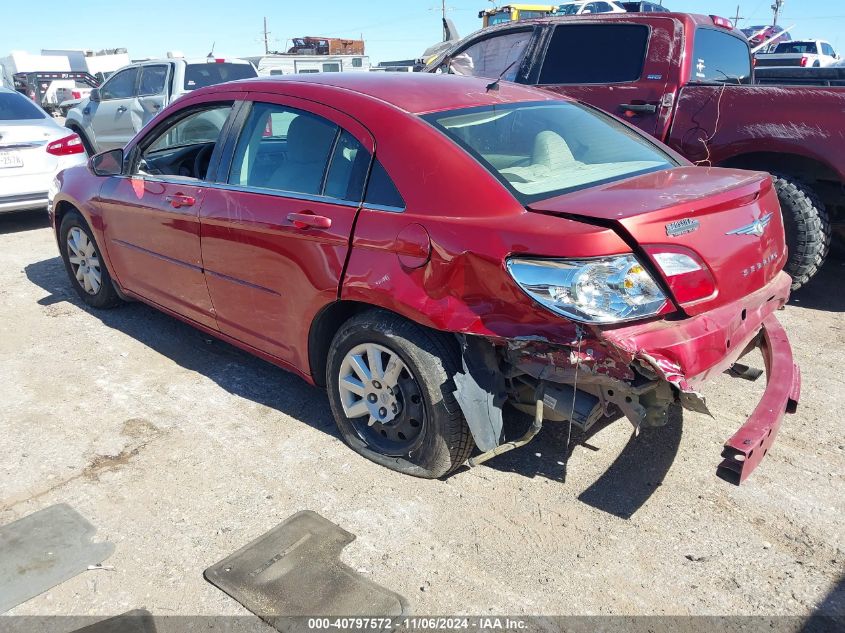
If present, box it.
[527,166,787,315]
[0,122,62,181]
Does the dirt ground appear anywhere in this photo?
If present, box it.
[1,209,843,623]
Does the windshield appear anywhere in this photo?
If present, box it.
[424,102,674,203]
[183,62,257,90]
[555,4,582,15]
[0,92,47,121]
[774,42,818,54]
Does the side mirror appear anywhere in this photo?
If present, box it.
[89,88,101,103]
[90,148,124,176]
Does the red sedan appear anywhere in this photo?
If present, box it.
[50,74,799,484]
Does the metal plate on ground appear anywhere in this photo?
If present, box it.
[0,503,114,614]
[204,511,408,632]
[70,609,157,633]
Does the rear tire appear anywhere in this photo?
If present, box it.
[772,175,830,290]
[59,211,122,309]
[326,310,473,478]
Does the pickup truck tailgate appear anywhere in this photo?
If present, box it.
[528,166,788,315]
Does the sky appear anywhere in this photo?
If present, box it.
[4,0,845,65]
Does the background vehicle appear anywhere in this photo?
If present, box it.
[480,4,557,27]
[51,74,797,484]
[12,71,100,116]
[755,40,840,68]
[553,1,627,16]
[425,12,844,289]
[0,88,86,214]
[741,24,792,51]
[64,57,257,154]
[620,1,668,11]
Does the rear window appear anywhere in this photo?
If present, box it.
[539,24,649,84]
[424,101,674,204]
[0,92,47,120]
[183,63,257,90]
[774,42,819,55]
[692,28,752,84]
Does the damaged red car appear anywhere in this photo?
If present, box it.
[50,73,800,485]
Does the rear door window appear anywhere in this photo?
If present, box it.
[691,28,752,84]
[138,65,169,96]
[184,63,256,90]
[539,24,648,84]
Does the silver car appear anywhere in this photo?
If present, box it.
[64,57,257,154]
[0,88,88,214]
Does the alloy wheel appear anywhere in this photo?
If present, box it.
[337,343,426,455]
[66,227,102,295]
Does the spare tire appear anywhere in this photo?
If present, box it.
[772,175,830,290]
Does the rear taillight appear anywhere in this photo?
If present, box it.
[644,246,717,305]
[46,133,85,156]
[800,56,809,67]
[72,90,82,99]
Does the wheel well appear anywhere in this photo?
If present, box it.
[308,301,461,387]
[718,152,839,185]
[308,301,373,387]
[52,200,79,239]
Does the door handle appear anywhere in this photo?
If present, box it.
[116,105,127,113]
[164,194,196,209]
[619,103,658,115]
[287,212,332,229]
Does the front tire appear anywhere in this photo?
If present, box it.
[59,211,122,309]
[772,175,830,290]
[326,310,473,478]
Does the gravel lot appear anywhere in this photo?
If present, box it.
[1,209,843,623]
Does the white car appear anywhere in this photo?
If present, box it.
[0,88,87,214]
[553,1,628,15]
[756,40,840,69]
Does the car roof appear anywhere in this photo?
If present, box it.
[204,73,560,115]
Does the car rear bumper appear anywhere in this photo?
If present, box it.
[0,192,49,213]
[716,315,800,484]
[498,272,798,484]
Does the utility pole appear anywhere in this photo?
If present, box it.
[441,0,448,41]
[771,0,784,27]
[263,17,271,55]
[731,5,744,28]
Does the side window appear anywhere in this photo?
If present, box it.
[823,43,835,57]
[228,102,338,196]
[539,25,648,84]
[691,29,752,84]
[448,30,532,80]
[365,161,405,210]
[138,65,168,96]
[324,131,370,201]
[136,104,232,179]
[100,67,138,100]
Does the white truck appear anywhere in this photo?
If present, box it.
[64,56,257,153]
[755,39,840,68]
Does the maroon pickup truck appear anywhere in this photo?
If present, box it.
[425,12,844,288]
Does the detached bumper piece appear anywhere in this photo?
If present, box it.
[717,315,800,485]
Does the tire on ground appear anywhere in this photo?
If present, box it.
[59,210,123,309]
[772,174,831,290]
[326,309,473,478]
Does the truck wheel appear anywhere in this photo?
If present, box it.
[59,211,123,309]
[326,310,473,478]
[772,175,830,290]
